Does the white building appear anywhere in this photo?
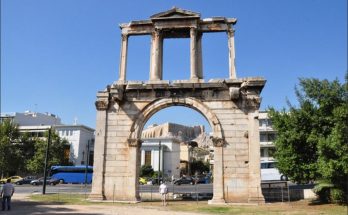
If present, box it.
[259,111,276,161]
[55,125,94,165]
[1,111,95,165]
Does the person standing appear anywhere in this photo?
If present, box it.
[159,182,168,206]
[1,179,15,211]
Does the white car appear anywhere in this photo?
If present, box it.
[261,161,288,181]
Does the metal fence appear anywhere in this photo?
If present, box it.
[27,182,314,203]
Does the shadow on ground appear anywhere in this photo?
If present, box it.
[2,199,104,215]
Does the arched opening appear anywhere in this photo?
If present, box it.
[132,98,221,201]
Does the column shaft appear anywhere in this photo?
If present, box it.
[248,111,265,203]
[118,34,128,81]
[150,30,162,81]
[197,33,203,79]
[89,109,108,200]
[227,29,236,79]
[209,138,225,204]
[128,143,141,202]
[190,28,198,80]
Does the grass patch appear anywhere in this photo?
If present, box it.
[166,201,347,215]
[30,193,92,205]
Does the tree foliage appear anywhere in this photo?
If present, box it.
[0,120,71,176]
[269,77,348,202]
[0,119,21,176]
[26,130,71,174]
[139,164,154,177]
[190,160,210,175]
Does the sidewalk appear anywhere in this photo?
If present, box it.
[2,194,201,215]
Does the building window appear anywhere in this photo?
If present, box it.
[268,148,276,157]
[260,148,265,157]
[268,133,276,141]
[145,151,151,166]
[260,133,267,142]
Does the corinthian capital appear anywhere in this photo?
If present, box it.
[211,137,225,147]
[95,100,109,111]
[121,33,128,41]
[128,138,143,148]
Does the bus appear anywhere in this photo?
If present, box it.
[50,165,93,184]
[261,161,288,181]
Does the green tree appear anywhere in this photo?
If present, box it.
[26,130,71,174]
[190,160,210,175]
[0,119,21,177]
[269,77,348,203]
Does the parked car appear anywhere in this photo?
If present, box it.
[0,176,23,184]
[15,176,37,185]
[261,161,288,181]
[30,177,60,186]
[193,176,209,184]
[148,177,161,185]
[174,177,194,185]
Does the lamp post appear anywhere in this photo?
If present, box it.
[84,140,90,186]
[42,127,52,195]
[158,140,161,184]
[187,141,198,177]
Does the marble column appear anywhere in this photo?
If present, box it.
[190,27,199,80]
[197,32,203,79]
[208,137,226,204]
[150,29,163,81]
[89,96,109,200]
[227,29,236,79]
[118,34,128,82]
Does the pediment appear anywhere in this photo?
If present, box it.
[150,7,200,20]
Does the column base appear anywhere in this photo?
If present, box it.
[248,196,265,204]
[208,198,226,205]
[88,193,106,201]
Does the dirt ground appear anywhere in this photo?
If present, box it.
[4,194,200,215]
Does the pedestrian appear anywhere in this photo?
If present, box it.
[159,181,168,206]
[1,179,15,211]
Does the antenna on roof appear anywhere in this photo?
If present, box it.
[74,117,78,125]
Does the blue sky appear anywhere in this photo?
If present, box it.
[1,0,347,132]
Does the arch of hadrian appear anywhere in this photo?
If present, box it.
[89,8,265,204]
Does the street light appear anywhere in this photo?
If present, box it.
[187,141,198,177]
[158,140,161,184]
[20,126,52,194]
[84,140,90,186]
[42,127,51,195]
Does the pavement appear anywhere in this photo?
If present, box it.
[1,193,201,215]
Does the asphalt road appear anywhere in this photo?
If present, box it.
[12,183,213,195]
[11,181,313,195]
[12,184,91,194]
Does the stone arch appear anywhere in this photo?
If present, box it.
[129,97,223,141]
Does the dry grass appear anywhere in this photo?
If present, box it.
[30,194,347,215]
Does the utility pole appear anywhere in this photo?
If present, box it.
[42,128,51,195]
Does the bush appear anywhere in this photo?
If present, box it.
[313,181,347,204]
[140,165,154,177]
